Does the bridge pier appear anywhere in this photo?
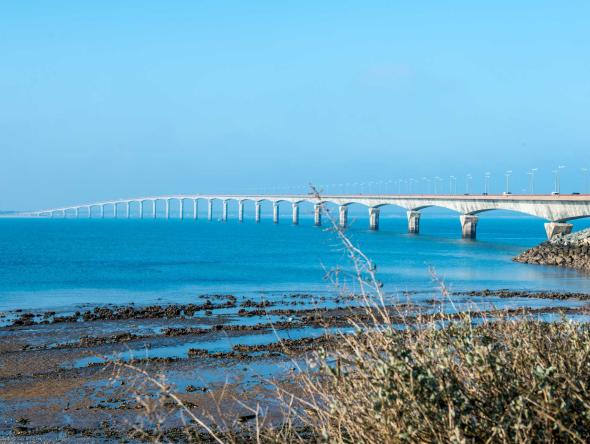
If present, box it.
[165,200,170,219]
[292,203,299,225]
[369,207,380,231]
[179,199,185,219]
[152,200,156,219]
[100,204,105,219]
[460,215,478,239]
[314,204,322,226]
[193,199,198,219]
[238,201,244,222]
[207,200,213,221]
[544,222,573,240]
[339,205,348,228]
[255,202,261,223]
[407,210,421,234]
[125,203,130,219]
[222,200,228,222]
[76,208,80,218]
[139,201,143,219]
[273,203,279,224]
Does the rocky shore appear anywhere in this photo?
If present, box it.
[514,228,590,272]
[2,290,590,441]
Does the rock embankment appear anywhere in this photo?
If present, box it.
[514,228,590,272]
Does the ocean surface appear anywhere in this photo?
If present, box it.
[1,209,590,312]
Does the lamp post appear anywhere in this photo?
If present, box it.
[504,170,512,194]
[421,177,430,194]
[554,165,565,194]
[465,174,472,194]
[528,168,538,194]
[484,172,491,195]
[433,176,438,194]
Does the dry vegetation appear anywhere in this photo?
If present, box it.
[276,313,590,443]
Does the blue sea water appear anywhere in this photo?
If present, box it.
[1,209,590,312]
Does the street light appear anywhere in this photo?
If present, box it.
[386,180,393,194]
[484,172,491,195]
[421,177,430,194]
[504,170,512,194]
[554,165,565,194]
[465,174,472,194]
[528,168,538,194]
[449,176,456,194]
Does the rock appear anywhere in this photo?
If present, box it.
[514,230,590,272]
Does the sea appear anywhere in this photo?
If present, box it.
[1,204,590,313]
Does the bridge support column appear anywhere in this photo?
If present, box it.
[292,203,299,225]
[460,215,478,239]
[407,210,421,234]
[238,201,244,222]
[193,199,198,219]
[207,200,213,221]
[139,201,143,219]
[222,200,228,222]
[76,208,80,218]
[369,207,380,231]
[314,204,322,226]
[125,203,129,219]
[152,201,156,219]
[544,222,573,240]
[339,206,348,228]
[180,199,184,219]
[273,202,279,224]
[165,200,170,219]
[100,204,105,219]
[255,202,261,223]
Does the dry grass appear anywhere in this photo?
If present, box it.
[277,314,590,443]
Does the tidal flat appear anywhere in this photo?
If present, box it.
[1,289,590,441]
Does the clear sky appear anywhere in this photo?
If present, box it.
[1,1,589,210]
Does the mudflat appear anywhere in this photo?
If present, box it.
[1,290,589,441]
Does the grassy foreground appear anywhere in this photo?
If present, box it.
[270,313,590,443]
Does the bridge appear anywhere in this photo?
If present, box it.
[10,194,590,240]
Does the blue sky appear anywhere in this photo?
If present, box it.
[1,1,589,210]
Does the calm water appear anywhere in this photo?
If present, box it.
[1,209,590,312]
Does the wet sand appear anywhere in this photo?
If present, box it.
[2,290,590,441]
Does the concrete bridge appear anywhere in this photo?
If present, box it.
[11,194,590,240]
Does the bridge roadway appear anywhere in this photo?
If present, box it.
[12,194,590,240]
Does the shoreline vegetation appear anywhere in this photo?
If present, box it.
[2,205,590,442]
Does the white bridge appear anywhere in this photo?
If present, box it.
[11,193,590,239]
